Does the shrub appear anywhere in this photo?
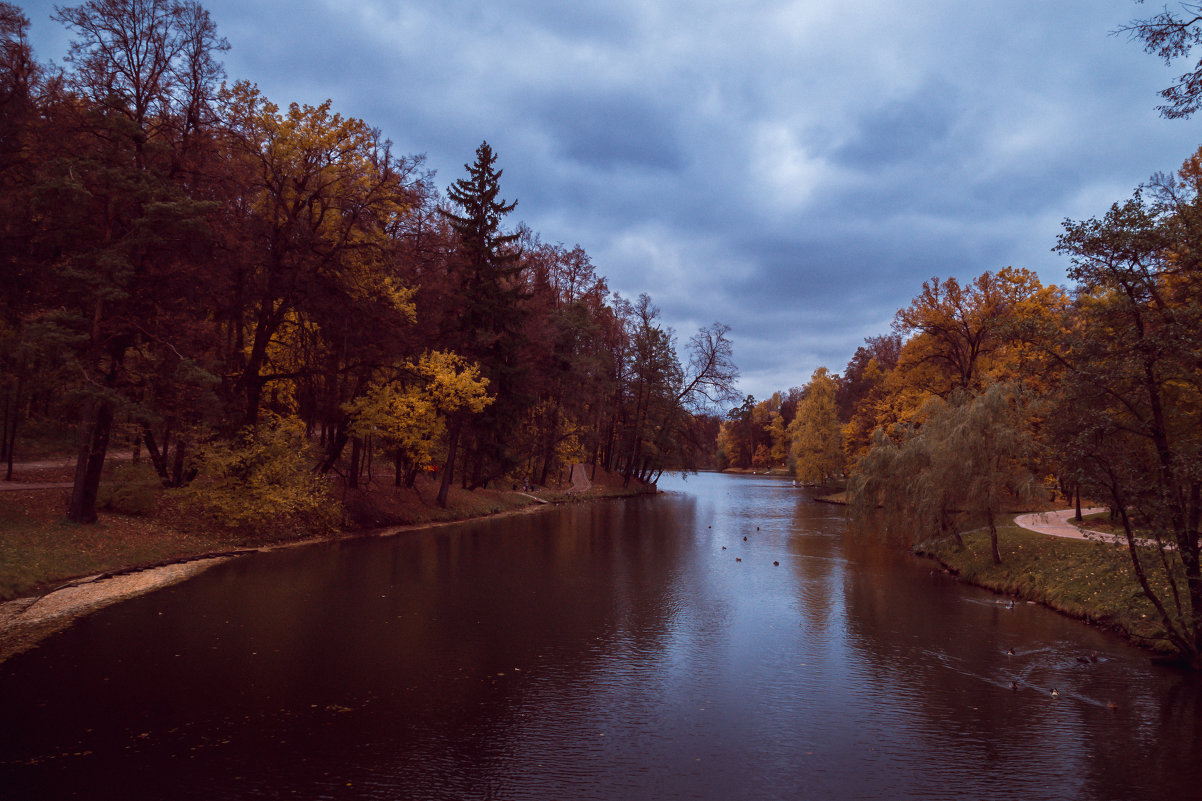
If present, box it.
[175,415,340,540]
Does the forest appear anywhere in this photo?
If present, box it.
[0,1,738,528]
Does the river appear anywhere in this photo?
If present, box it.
[2,471,1200,800]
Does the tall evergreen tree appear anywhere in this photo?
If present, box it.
[442,141,521,298]
[436,141,530,504]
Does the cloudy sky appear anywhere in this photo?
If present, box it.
[19,0,1202,400]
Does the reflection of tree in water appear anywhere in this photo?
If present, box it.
[1,499,701,798]
[787,500,846,638]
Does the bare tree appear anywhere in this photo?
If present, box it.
[677,322,739,411]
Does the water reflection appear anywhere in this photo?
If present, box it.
[1,471,1200,800]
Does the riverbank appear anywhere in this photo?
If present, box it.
[0,463,652,664]
[920,518,1176,656]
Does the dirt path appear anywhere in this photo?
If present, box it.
[1013,508,1116,541]
[0,481,73,491]
[569,463,592,492]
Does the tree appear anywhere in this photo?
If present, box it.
[437,141,531,491]
[219,84,420,429]
[0,3,46,480]
[1117,1,1202,118]
[343,350,492,500]
[53,0,229,172]
[722,394,758,468]
[788,367,843,485]
[44,0,228,522]
[848,383,1042,563]
[892,268,1050,396]
[1053,161,1202,664]
[178,414,340,539]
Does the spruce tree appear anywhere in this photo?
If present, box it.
[441,140,524,345]
[437,141,531,502]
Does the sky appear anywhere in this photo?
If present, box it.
[17,0,1202,402]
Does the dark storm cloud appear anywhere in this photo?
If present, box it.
[835,81,963,170]
[19,0,1202,399]
[527,92,685,172]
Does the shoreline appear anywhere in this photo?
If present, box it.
[916,512,1183,663]
[0,486,652,665]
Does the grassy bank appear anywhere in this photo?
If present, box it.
[0,464,652,603]
[923,523,1173,653]
[0,489,231,601]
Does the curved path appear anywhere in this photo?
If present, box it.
[1013,508,1118,542]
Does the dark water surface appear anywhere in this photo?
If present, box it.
[3,472,1201,800]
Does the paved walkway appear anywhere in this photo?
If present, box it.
[1013,508,1119,542]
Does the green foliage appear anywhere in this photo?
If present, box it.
[176,415,340,540]
[849,382,1044,561]
[98,461,162,516]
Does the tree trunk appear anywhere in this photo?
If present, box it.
[142,423,171,480]
[320,419,350,474]
[348,437,362,489]
[437,417,464,508]
[469,445,484,489]
[538,406,559,486]
[3,377,20,482]
[68,399,114,524]
[988,510,1002,565]
[171,439,187,486]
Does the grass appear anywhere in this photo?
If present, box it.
[924,523,1175,652]
[0,490,229,601]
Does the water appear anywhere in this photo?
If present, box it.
[2,472,1200,800]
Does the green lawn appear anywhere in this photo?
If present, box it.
[925,523,1174,652]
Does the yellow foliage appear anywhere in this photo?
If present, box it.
[788,367,843,484]
[178,414,340,539]
[342,351,493,470]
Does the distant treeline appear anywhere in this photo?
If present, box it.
[0,1,738,521]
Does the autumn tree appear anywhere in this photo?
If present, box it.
[218,85,420,431]
[1053,159,1202,664]
[788,367,843,486]
[0,3,44,478]
[892,268,1054,395]
[839,336,902,465]
[721,395,758,468]
[344,351,492,501]
[511,235,611,485]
